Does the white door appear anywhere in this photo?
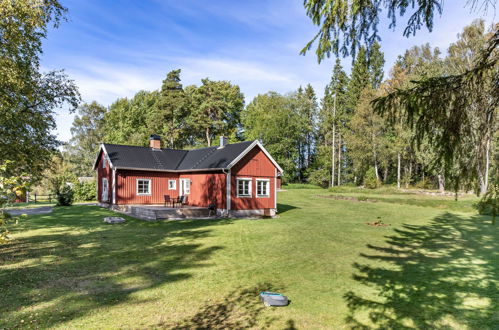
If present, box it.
[180,179,190,196]
[102,178,108,202]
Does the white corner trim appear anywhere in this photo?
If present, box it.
[274,168,277,209]
[226,169,231,211]
[112,168,116,204]
[93,144,115,170]
[227,141,284,173]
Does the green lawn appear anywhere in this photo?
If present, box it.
[1,188,497,329]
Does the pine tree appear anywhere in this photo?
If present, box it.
[152,69,189,148]
[311,59,348,187]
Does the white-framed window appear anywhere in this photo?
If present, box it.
[168,179,176,190]
[137,179,151,195]
[237,178,252,197]
[102,154,107,168]
[256,179,270,197]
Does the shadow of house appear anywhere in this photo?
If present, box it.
[344,213,498,329]
[277,203,299,214]
[0,205,236,328]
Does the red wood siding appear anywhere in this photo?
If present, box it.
[116,170,180,205]
[113,170,226,208]
[96,150,113,203]
[179,172,226,209]
[230,146,276,210]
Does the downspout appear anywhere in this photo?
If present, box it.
[222,168,231,216]
[112,168,116,205]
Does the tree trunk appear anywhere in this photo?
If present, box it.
[405,161,412,189]
[383,167,388,183]
[206,127,211,147]
[438,174,445,194]
[479,137,491,195]
[337,134,341,185]
[331,131,335,187]
[331,95,336,187]
[372,132,379,181]
[397,152,401,189]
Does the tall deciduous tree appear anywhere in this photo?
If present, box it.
[66,102,106,176]
[104,91,158,146]
[242,92,302,181]
[0,0,80,178]
[190,79,244,147]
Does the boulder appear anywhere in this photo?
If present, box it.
[104,217,126,224]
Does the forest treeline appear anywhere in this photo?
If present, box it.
[64,20,497,194]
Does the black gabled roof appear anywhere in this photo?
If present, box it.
[100,141,255,171]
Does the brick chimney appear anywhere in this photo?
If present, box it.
[219,136,228,148]
[150,134,161,149]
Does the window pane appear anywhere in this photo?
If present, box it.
[238,179,251,196]
[138,180,150,194]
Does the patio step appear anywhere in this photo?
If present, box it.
[155,207,212,220]
[104,204,215,221]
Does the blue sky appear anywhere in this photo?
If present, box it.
[41,0,496,142]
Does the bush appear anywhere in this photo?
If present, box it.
[475,180,498,224]
[284,183,322,189]
[308,169,330,188]
[56,185,74,206]
[363,167,380,189]
[73,181,96,201]
[414,178,432,189]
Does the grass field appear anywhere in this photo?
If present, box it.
[1,187,497,329]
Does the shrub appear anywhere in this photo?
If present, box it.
[73,181,96,201]
[56,185,74,206]
[284,183,322,189]
[475,179,498,224]
[308,169,330,188]
[414,178,432,189]
[363,167,380,189]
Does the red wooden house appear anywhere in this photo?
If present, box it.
[93,135,283,217]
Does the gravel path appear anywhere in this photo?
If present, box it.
[7,206,53,216]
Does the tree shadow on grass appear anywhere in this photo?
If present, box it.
[158,282,281,329]
[344,212,498,329]
[0,205,236,328]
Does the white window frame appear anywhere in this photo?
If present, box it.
[236,178,252,198]
[168,179,176,190]
[102,154,107,168]
[256,179,270,197]
[136,179,151,195]
[102,178,108,201]
[180,178,191,195]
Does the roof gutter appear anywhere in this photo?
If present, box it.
[114,166,227,173]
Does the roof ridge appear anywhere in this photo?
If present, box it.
[151,149,166,169]
[174,149,191,170]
